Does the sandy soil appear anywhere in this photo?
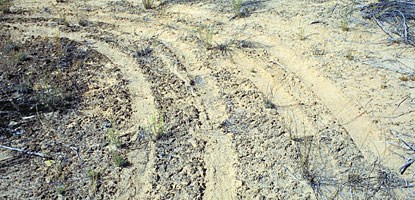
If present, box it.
[1,0,414,199]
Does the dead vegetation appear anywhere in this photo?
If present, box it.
[361,1,415,46]
[291,135,408,199]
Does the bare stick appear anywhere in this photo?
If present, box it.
[399,137,415,152]
[395,136,415,174]
[0,145,49,158]
[400,158,415,175]
[396,95,409,110]
[402,183,415,188]
[373,18,395,41]
[397,10,408,43]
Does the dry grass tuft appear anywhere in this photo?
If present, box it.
[143,0,155,10]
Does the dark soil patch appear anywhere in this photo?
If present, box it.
[0,33,132,199]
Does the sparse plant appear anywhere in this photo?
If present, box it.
[149,113,165,140]
[13,51,30,65]
[112,152,128,167]
[88,169,99,182]
[208,41,235,63]
[296,27,306,41]
[340,19,350,32]
[263,98,276,109]
[58,14,70,27]
[232,0,245,18]
[53,31,63,59]
[55,185,66,195]
[4,42,19,53]
[345,49,354,61]
[42,86,63,105]
[264,85,277,109]
[311,45,326,56]
[294,136,325,197]
[198,25,214,49]
[340,4,353,31]
[33,77,64,107]
[88,168,100,191]
[106,128,121,149]
[78,19,89,27]
[143,0,154,10]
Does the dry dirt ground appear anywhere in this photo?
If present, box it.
[1,0,415,199]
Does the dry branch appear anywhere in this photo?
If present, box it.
[400,159,415,175]
[0,145,50,158]
[361,1,415,46]
[397,136,415,175]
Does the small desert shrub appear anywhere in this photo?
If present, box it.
[143,0,154,9]
[36,84,64,106]
[33,76,65,108]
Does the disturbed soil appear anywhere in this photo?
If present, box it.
[1,0,415,199]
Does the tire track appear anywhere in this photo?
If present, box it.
[119,4,403,197]
[235,5,402,171]
[218,28,406,198]
[5,23,159,199]
[212,67,317,199]
[5,16,240,199]
[127,38,241,199]
[146,32,242,200]
[122,13,242,199]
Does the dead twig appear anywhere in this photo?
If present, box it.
[0,145,50,158]
[373,18,396,41]
[400,159,415,175]
[397,136,415,175]
[395,95,410,112]
[383,110,415,119]
[396,10,409,43]
[399,136,415,152]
